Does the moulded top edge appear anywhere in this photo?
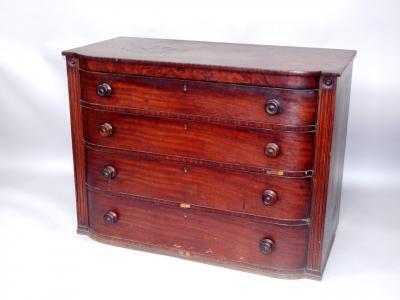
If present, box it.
[62,37,356,77]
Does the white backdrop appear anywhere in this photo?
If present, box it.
[1,1,399,299]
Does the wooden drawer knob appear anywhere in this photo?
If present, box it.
[265,99,280,115]
[98,123,113,137]
[102,165,117,180]
[103,211,118,224]
[262,190,278,206]
[259,238,275,255]
[97,83,112,97]
[265,143,280,157]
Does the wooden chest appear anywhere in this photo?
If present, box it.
[62,37,355,279]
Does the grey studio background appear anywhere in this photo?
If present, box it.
[1,0,399,299]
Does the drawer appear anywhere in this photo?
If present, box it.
[80,70,318,128]
[85,147,311,220]
[82,107,314,171]
[88,190,309,271]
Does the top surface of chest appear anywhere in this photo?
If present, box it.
[63,37,356,89]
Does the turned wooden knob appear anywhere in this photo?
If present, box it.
[265,143,280,157]
[262,190,278,206]
[259,238,275,255]
[102,165,117,180]
[98,123,113,137]
[265,99,280,115]
[96,83,112,97]
[103,211,118,224]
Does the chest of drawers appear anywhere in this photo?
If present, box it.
[62,37,355,279]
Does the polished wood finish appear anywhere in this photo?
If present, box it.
[265,99,281,115]
[80,70,318,128]
[80,58,320,89]
[101,165,117,180]
[82,107,315,171]
[63,37,355,89]
[98,122,113,137]
[85,146,311,220]
[88,190,309,272]
[262,190,279,206]
[66,57,89,232]
[96,82,112,97]
[307,64,354,278]
[63,37,355,280]
[103,210,118,224]
[264,143,280,158]
[259,238,275,255]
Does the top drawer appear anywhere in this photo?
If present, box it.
[80,70,318,128]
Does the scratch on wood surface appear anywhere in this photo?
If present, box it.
[180,203,191,209]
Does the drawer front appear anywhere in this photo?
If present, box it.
[88,190,309,270]
[82,107,314,171]
[85,147,311,220]
[80,70,318,127]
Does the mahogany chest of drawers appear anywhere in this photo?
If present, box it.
[62,37,355,279]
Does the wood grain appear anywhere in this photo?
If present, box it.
[306,74,338,276]
[82,106,315,171]
[80,70,318,128]
[80,59,320,89]
[63,37,355,75]
[85,146,311,220]
[321,64,353,269]
[88,189,309,271]
[66,57,88,231]
[85,142,312,178]
[62,37,355,89]
[62,38,356,280]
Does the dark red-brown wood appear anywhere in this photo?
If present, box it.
[63,37,355,89]
[88,189,309,272]
[82,106,315,171]
[85,146,311,220]
[66,57,89,232]
[63,37,355,280]
[306,66,354,278]
[80,59,320,89]
[80,70,318,129]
